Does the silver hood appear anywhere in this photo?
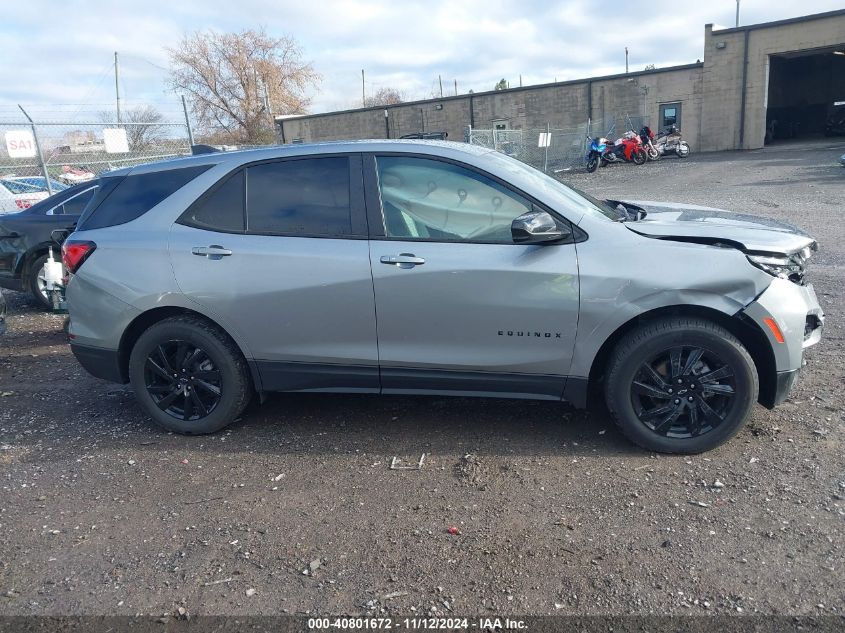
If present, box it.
[617,200,816,255]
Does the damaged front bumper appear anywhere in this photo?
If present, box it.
[741,277,824,406]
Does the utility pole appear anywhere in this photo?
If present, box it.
[519,74,522,87]
[361,69,365,106]
[114,51,121,124]
[18,105,52,196]
[735,0,740,27]
[454,79,457,96]
[625,47,629,73]
[181,95,195,146]
[439,75,443,98]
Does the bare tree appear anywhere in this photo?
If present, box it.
[167,28,319,144]
[99,105,167,150]
[363,87,406,107]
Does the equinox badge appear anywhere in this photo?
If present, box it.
[499,330,563,339]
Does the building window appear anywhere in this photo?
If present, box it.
[659,103,682,131]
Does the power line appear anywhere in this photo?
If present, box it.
[118,52,170,73]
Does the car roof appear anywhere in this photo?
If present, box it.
[109,140,496,177]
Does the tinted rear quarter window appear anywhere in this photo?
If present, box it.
[178,170,245,232]
[58,187,96,215]
[246,157,351,236]
[79,165,211,230]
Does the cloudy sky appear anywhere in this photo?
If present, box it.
[1,0,842,121]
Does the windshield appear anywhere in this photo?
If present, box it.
[1,179,44,194]
[479,151,625,222]
[13,177,68,192]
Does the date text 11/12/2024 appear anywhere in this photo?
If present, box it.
[307,616,528,630]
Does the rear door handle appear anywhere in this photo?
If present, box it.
[192,245,232,259]
[380,253,425,268]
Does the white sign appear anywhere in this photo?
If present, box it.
[537,132,551,148]
[4,129,37,158]
[103,128,129,154]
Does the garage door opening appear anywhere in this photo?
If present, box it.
[765,46,845,143]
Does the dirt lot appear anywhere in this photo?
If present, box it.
[0,140,843,621]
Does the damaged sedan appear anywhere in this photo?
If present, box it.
[61,140,823,453]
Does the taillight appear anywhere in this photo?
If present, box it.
[15,199,36,209]
[62,240,96,274]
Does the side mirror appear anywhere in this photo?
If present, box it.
[511,210,571,244]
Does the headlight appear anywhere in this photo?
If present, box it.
[747,248,811,284]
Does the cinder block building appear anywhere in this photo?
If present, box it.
[278,9,845,152]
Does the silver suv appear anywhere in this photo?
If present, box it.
[63,141,823,453]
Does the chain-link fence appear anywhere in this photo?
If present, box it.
[0,115,192,212]
[466,113,649,174]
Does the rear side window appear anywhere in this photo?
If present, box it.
[78,165,211,230]
[179,171,245,232]
[53,187,96,216]
[246,157,351,236]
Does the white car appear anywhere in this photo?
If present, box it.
[0,178,50,214]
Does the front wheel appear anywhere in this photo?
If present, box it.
[632,148,647,165]
[604,317,758,453]
[647,146,660,161]
[676,142,691,158]
[586,153,600,173]
[128,316,252,434]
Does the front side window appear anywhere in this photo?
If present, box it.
[246,157,351,236]
[375,156,532,243]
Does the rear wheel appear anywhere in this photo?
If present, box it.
[604,317,757,453]
[128,316,252,434]
[27,253,54,310]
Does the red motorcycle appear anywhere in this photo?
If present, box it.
[601,131,647,166]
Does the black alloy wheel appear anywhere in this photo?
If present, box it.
[128,316,252,434]
[630,345,736,439]
[144,340,222,421]
[604,317,758,454]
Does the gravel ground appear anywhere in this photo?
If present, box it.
[0,140,843,621]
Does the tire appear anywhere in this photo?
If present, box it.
[632,148,647,165]
[586,153,600,173]
[128,316,252,434]
[647,146,660,161]
[27,253,55,311]
[604,317,758,454]
[676,142,690,158]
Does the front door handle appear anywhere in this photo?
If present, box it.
[380,253,425,268]
[192,245,232,260]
